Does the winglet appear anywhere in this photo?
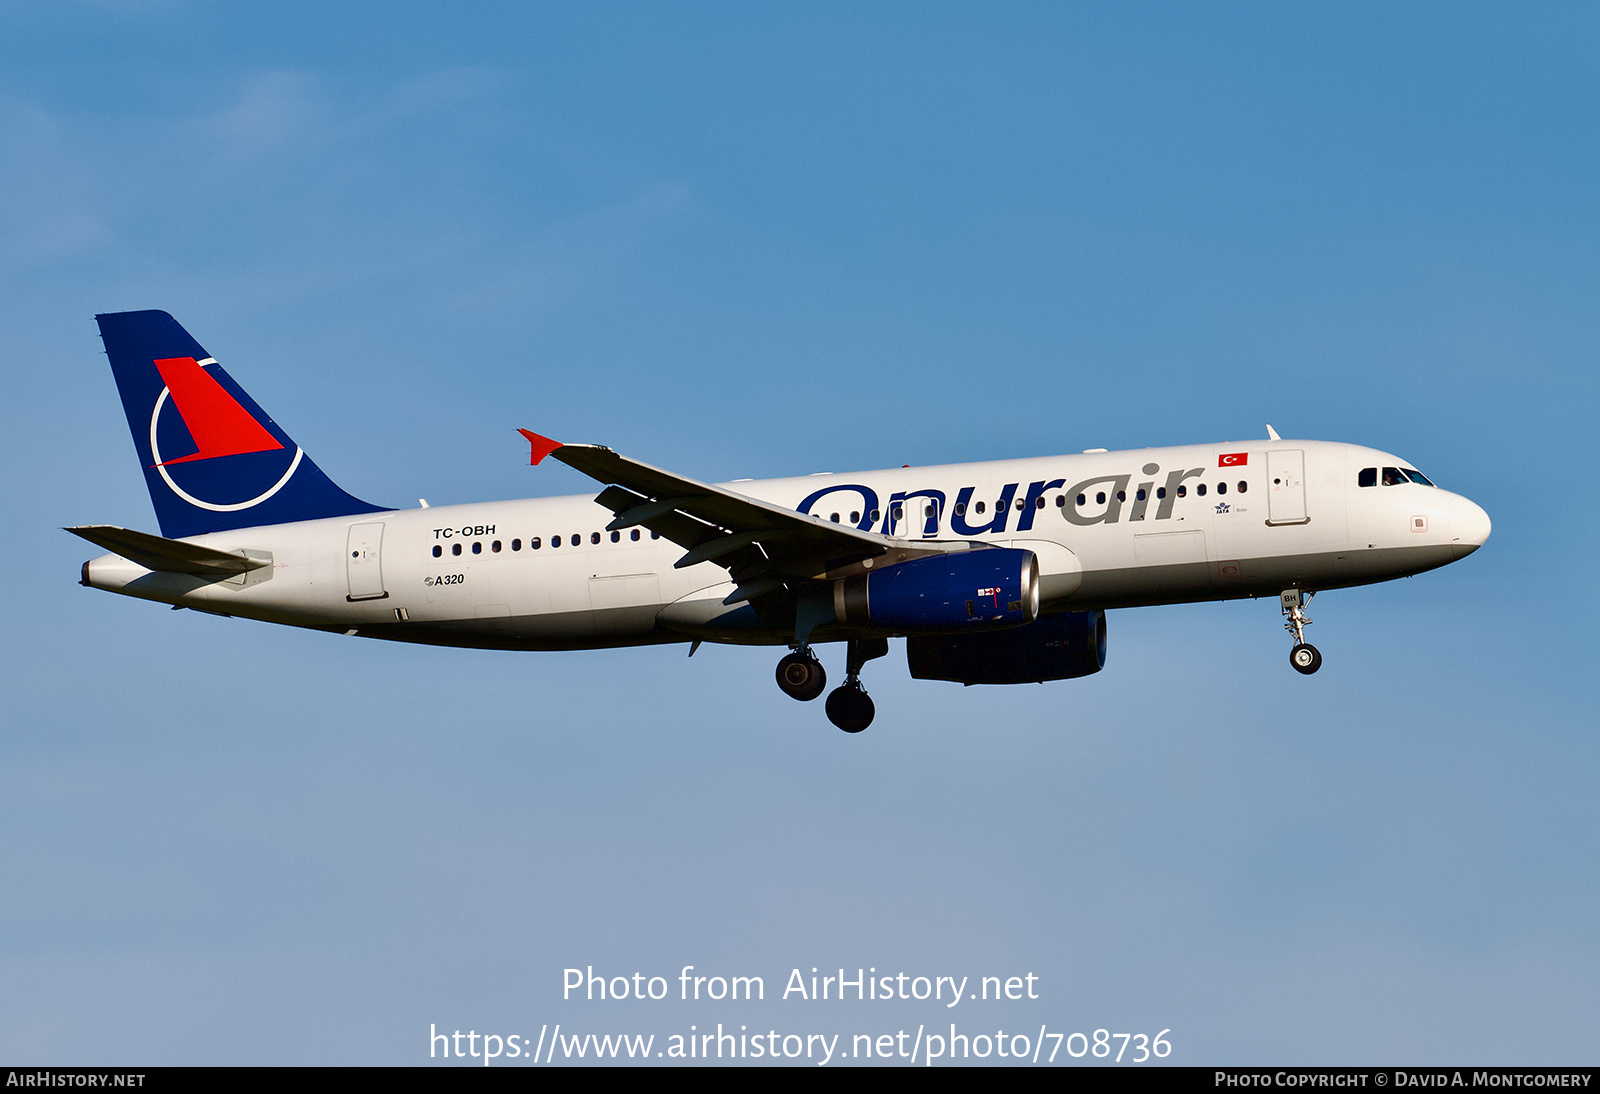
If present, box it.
[517,429,563,466]
[1266,424,1281,441]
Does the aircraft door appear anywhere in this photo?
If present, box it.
[346,521,388,600]
[1266,450,1309,526]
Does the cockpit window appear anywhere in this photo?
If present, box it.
[1402,468,1435,487]
[1381,467,1407,486]
[1358,467,1377,487]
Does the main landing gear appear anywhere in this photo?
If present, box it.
[775,638,888,733]
[776,648,827,701]
[1281,588,1322,675]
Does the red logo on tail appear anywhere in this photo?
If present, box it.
[152,357,284,466]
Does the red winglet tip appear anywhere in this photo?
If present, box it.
[517,428,563,466]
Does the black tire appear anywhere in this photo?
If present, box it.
[1290,642,1322,675]
[825,684,875,733]
[776,651,827,701]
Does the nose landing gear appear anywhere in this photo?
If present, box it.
[1281,588,1321,675]
[824,637,888,733]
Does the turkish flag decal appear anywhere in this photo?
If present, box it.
[1219,452,1248,467]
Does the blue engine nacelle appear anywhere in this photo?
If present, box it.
[833,547,1039,632]
[905,609,1107,685]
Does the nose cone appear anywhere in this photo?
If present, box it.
[1453,496,1492,558]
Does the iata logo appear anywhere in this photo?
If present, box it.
[147,356,303,512]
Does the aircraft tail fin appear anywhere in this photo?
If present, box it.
[94,310,387,539]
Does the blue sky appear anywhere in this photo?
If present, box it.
[1,2,1596,1065]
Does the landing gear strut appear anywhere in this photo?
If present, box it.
[825,637,888,733]
[776,647,827,701]
[1281,588,1322,675]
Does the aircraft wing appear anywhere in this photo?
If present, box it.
[524,431,961,604]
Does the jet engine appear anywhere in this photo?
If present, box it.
[906,609,1106,685]
[833,547,1038,632]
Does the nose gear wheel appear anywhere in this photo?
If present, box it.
[1290,642,1322,674]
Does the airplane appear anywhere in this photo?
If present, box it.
[71,310,1492,733]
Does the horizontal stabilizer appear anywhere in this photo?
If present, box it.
[66,525,271,576]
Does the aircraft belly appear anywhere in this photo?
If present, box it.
[345,607,677,651]
[1065,543,1463,610]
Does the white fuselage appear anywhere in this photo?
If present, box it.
[82,439,1491,651]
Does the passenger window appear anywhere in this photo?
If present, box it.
[1055,495,1066,507]
[975,501,986,515]
[1177,485,1187,498]
[551,536,560,548]
[1115,490,1125,503]
[954,502,967,516]
[651,531,660,539]
[1036,496,1045,509]
[590,532,600,545]
[492,540,502,552]
[1076,493,1086,506]
[531,537,541,550]
[610,530,620,543]
[830,513,840,523]
[1237,481,1247,494]
[630,529,640,541]
[432,545,442,558]
[1095,491,1106,504]
[1196,484,1206,497]
[1156,487,1166,499]
[1015,498,1024,511]
[472,542,482,554]
[870,509,881,522]
[1216,482,1226,495]
[1136,488,1146,502]
[1359,467,1377,487]
[850,511,860,523]
[891,505,903,521]
[511,539,521,551]
[452,543,462,556]
[1382,467,1405,486]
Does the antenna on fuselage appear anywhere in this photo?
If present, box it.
[1266,424,1281,441]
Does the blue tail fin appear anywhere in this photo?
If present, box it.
[95,310,388,539]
